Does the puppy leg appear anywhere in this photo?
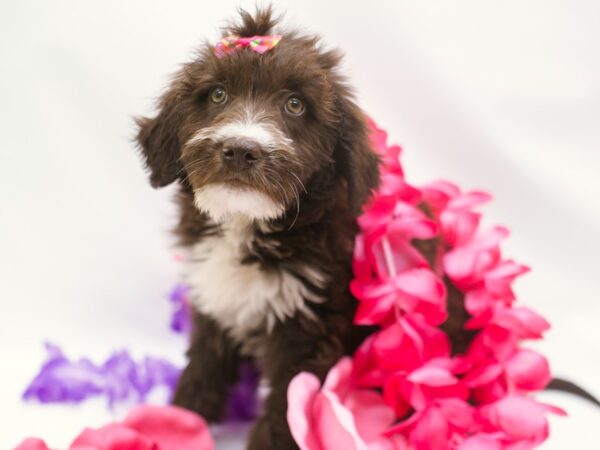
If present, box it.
[247,313,347,450]
[172,311,240,422]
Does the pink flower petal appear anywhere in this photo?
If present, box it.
[371,236,429,279]
[123,405,214,450]
[386,217,439,241]
[443,227,508,289]
[504,350,551,391]
[322,357,353,393]
[484,261,530,299]
[410,406,450,450]
[491,307,551,339]
[480,395,560,442]
[383,373,412,418]
[346,390,395,443]
[464,289,495,318]
[458,434,502,450]
[13,438,51,450]
[436,398,475,430]
[287,373,322,450]
[407,366,458,387]
[463,360,503,387]
[447,191,492,210]
[70,423,156,450]
[314,390,367,450]
[394,269,447,325]
[353,294,396,326]
[352,335,388,388]
[440,209,481,247]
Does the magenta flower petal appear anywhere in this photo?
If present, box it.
[458,434,503,450]
[393,269,447,325]
[494,307,550,338]
[443,227,509,290]
[410,406,449,450]
[13,438,51,450]
[70,423,156,450]
[288,373,322,450]
[479,395,565,443]
[407,366,458,387]
[123,405,214,450]
[288,358,396,450]
[484,261,530,300]
[504,350,551,391]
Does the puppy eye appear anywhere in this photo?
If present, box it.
[284,96,305,116]
[209,86,228,104]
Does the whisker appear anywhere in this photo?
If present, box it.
[288,183,300,231]
[287,170,308,194]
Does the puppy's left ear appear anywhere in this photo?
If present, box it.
[135,91,183,188]
[335,98,380,216]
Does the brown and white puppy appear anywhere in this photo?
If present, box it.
[135,8,379,449]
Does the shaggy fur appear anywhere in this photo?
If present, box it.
[136,8,380,449]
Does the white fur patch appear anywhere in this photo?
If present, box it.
[194,183,284,222]
[187,216,325,351]
[212,121,283,150]
[185,107,293,152]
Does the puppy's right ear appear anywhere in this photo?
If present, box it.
[135,94,183,188]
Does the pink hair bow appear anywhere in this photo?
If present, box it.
[214,34,282,58]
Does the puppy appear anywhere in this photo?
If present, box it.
[135,8,379,449]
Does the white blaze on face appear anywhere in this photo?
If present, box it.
[187,106,293,222]
[194,183,285,222]
[186,106,293,152]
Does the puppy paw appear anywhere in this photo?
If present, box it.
[247,416,299,450]
[171,366,226,423]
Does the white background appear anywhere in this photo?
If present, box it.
[1,1,599,449]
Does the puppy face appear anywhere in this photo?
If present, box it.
[136,9,379,222]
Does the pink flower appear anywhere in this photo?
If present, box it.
[386,398,475,450]
[14,405,214,450]
[464,261,530,320]
[352,267,447,327]
[358,199,433,248]
[474,395,566,447]
[367,118,404,177]
[421,182,492,248]
[288,358,401,450]
[463,349,551,404]
[383,359,470,417]
[467,307,551,361]
[443,226,509,291]
[353,317,450,389]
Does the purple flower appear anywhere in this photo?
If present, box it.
[23,343,182,407]
[225,361,260,421]
[169,283,192,334]
[23,282,260,422]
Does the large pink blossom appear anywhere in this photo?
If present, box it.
[287,358,404,450]
[14,405,214,450]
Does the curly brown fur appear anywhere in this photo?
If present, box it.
[136,7,379,449]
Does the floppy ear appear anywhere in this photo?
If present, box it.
[135,93,184,188]
[334,97,380,216]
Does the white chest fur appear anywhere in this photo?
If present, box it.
[186,216,325,347]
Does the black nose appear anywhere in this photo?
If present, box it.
[221,138,263,170]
